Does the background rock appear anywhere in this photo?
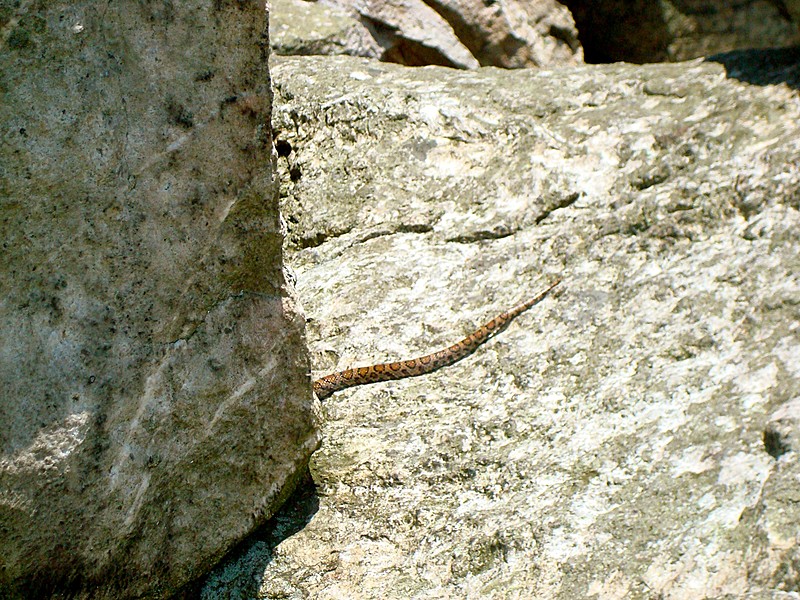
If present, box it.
[202,51,800,597]
[271,0,583,68]
[0,2,317,598]
[272,0,800,68]
[772,0,800,24]
[563,0,800,63]
[270,0,385,60]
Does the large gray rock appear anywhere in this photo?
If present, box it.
[0,2,318,598]
[203,52,800,597]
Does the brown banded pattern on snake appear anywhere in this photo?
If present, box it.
[312,279,561,400]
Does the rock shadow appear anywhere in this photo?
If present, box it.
[174,468,319,599]
[706,46,800,89]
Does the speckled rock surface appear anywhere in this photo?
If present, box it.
[0,2,318,598]
[204,52,798,598]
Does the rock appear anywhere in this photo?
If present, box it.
[418,0,583,68]
[271,0,582,68]
[564,0,800,63]
[352,0,481,69]
[789,0,800,21]
[270,0,384,60]
[0,2,318,598]
[271,0,800,68]
[203,51,800,597]
[774,0,800,23]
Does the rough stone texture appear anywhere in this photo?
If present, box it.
[202,50,800,598]
[270,0,582,69]
[0,2,318,598]
[564,0,800,63]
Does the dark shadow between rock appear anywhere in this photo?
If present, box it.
[172,468,320,599]
[706,45,800,88]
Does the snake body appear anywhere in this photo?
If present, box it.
[312,279,561,400]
